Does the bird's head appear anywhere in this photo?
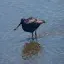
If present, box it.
[13,18,25,31]
[20,18,25,24]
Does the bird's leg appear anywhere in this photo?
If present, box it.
[35,31,37,41]
[32,32,34,41]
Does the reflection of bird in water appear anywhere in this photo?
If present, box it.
[14,17,45,40]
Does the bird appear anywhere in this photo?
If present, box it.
[14,17,45,40]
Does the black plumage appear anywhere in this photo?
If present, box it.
[22,22,40,33]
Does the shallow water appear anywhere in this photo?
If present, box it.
[0,0,64,64]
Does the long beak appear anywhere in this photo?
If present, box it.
[14,23,21,31]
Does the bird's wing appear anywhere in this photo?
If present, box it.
[28,19,37,23]
[24,17,43,24]
[25,18,37,24]
[36,19,43,24]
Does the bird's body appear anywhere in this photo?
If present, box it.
[14,17,45,40]
[21,17,44,33]
[22,21,40,33]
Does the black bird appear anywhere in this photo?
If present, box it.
[14,17,45,40]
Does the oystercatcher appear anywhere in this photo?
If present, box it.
[14,17,45,40]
